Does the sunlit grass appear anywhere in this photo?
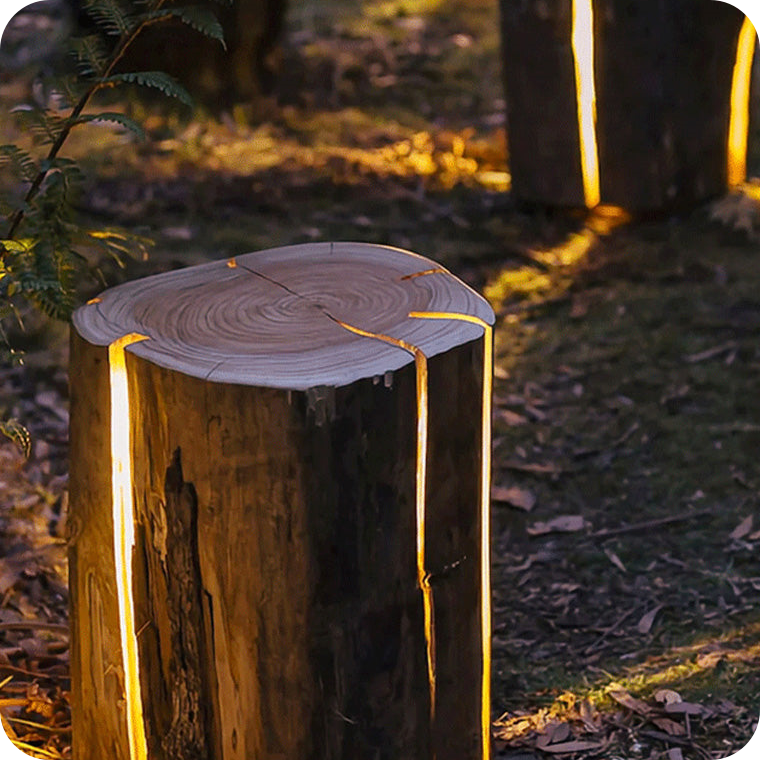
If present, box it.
[494,617,760,743]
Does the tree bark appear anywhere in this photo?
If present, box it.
[69,242,494,760]
[499,0,751,210]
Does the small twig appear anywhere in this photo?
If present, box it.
[683,341,737,364]
[592,509,713,539]
[583,607,640,654]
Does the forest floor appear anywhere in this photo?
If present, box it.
[1,0,760,758]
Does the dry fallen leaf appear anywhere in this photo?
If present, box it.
[527,515,586,536]
[607,687,651,716]
[652,717,687,736]
[667,748,684,760]
[535,720,571,749]
[665,701,706,717]
[637,605,664,635]
[578,699,602,732]
[491,485,536,511]
[730,515,753,540]
[496,408,529,426]
[604,547,627,573]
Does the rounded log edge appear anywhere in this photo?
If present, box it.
[73,242,495,389]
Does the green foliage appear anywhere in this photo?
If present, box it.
[104,71,194,106]
[0,0,226,451]
[141,5,226,48]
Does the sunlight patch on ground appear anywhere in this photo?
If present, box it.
[493,620,760,744]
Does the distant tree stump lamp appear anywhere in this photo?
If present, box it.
[68,243,495,760]
[500,0,758,210]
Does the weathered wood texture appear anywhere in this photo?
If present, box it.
[500,0,584,206]
[595,0,746,209]
[500,0,750,210]
[69,243,494,759]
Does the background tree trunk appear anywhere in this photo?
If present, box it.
[72,0,287,109]
[500,0,752,210]
[69,242,494,759]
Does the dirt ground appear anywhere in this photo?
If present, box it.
[1,0,760,758]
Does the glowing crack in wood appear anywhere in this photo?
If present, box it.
[571,0,601,208]
[108,332,149,760]
[409,311,492,760]
[728,16,757,187]
[334,319,437,721]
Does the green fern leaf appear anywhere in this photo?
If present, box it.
[74,112,146,140]
[104,71,194,106]
[70,34,109,77]
[81,0,135,36]
[140,6,226,48]
[10,107,67,146]
[0,145,39,183]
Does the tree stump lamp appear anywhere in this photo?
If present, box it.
[69,242,495,760]
[500,0,758,210]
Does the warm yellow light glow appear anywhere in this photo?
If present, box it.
[400,267,448,280]
[334,319,437,719]
[571,0,601,208]
[531,228,597,268]
[727,16,758,187]
[409,311,493,760]
[108,333,149,760]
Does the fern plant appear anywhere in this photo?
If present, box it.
[0,0,226,452]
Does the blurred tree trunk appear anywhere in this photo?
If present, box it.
[74,0,287,110]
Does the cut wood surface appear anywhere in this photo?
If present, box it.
[69,242,495,760]
[73,242,492,389]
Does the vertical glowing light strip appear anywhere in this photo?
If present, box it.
[108,332,149,760]
[333,320,436,719]
[409,311,493,760]
[571,0,601,208]
[727,16,758,187]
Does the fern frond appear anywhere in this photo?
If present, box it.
[0,146,39,183]
[139,6,226,48]
[10,107,67,146]
[74,112,145,140]
[81,0,136,36]
[69,34,109,77]
[104,71,194,106]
